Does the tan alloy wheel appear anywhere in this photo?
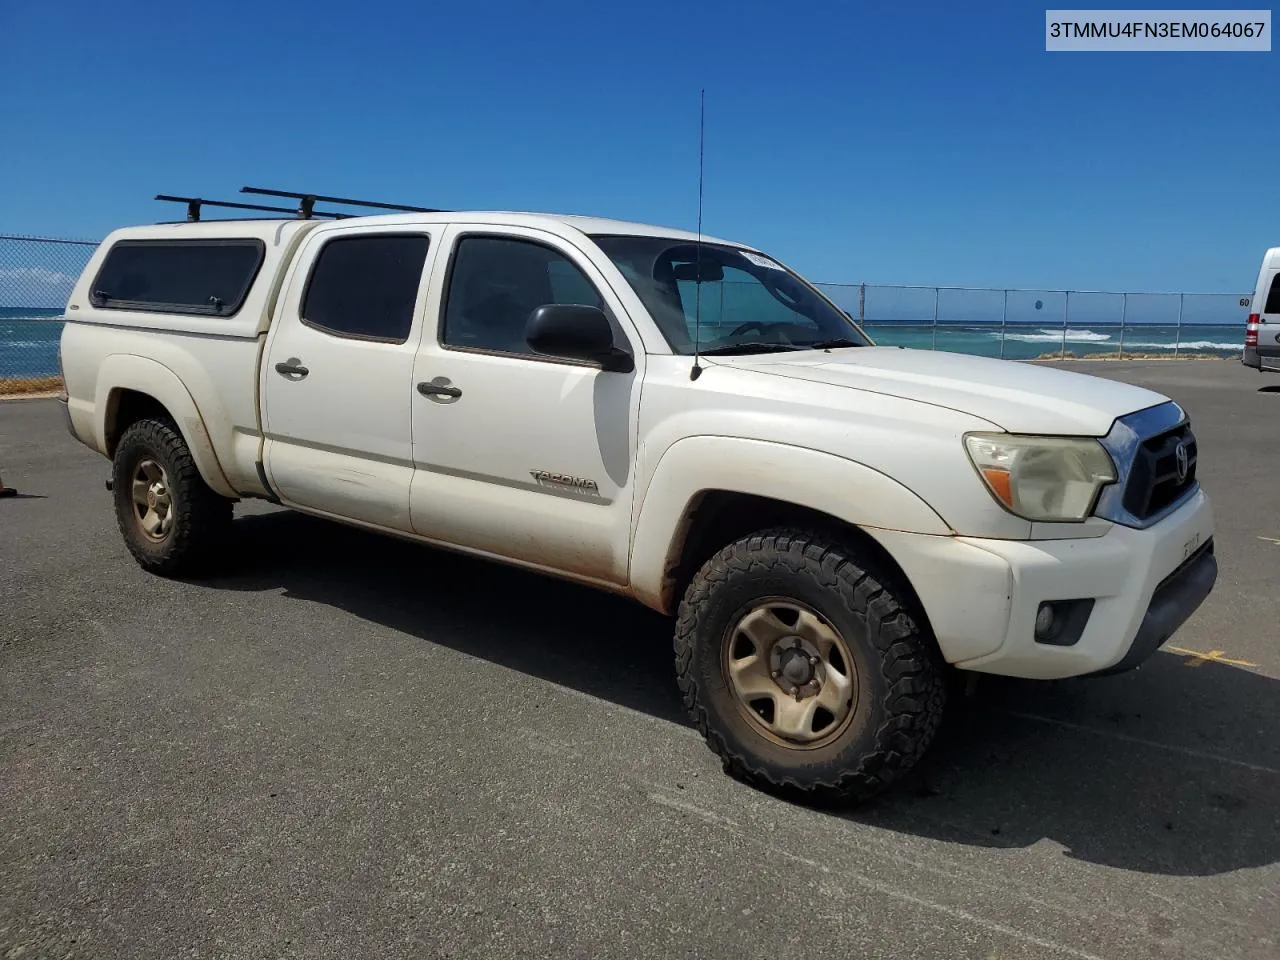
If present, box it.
[723,598,858,749]
[131,458,175,541]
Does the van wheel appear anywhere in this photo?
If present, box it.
[111,417,233,577]
[674,528,946,805]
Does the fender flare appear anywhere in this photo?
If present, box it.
[95,354,237,499]
[629,435,952,611]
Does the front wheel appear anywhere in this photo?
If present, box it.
[111,417,233,577]
[674,528,946,804]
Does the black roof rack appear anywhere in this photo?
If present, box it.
[155,194,352,223]
[240,186,449,218]
[155,186,449,223]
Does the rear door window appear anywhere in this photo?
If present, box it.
[301,234,431,342]
[90,239,265,316]
[1263,273,1280,315]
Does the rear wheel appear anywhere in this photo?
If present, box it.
[111,417,233,577]
[674,528,946,804]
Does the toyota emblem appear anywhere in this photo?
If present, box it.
[1174,440,1189,484]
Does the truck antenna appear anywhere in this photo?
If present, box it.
[690,88,706,382]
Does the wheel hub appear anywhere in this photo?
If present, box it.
[779,648,812,686]
[768,635,823,697]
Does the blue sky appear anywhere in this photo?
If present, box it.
[0,0,1275,292]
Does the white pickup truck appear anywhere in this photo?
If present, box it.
[57,198,1217,803]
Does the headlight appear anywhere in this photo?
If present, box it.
[964,433,1116,522]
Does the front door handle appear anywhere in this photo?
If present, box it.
[275,358,309,379]
[417,378,462,401]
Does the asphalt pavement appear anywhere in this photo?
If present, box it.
[2,359,1277,959]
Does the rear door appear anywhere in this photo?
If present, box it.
[261,224,437,530]
[1254,264,1280,369]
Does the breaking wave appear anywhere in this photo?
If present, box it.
[997,328,1113,343]
[987,327,1238,351]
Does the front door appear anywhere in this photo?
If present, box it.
[408,225,642,585]
[261,226,436,531]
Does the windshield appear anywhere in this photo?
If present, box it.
[590,234,871,355]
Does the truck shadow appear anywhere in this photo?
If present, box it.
[852,663,1280,877]
[210,509,1280,878]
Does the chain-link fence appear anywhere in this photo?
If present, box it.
[0,234,1254,397]
[1,234,98,395]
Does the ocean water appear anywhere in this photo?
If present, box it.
[0,308,65,379]
[0,309,1246,380]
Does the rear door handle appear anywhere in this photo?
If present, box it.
[417,378,462,400]
[275,359,309,379]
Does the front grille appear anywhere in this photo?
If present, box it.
[1120,422,1198,521]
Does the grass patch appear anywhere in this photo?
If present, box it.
[0,375,64,397]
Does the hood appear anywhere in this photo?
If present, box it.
[717,347,1170,435]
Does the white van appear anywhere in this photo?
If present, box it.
[1243,246,1280,372]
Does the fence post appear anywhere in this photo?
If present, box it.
[931,287,939,351]
[999,288,1008,359]
[1174,293,1183,358]
[858,283,865,325]
[1061,291,1069,360]
[1118,293,1127,359]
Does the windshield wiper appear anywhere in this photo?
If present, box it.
[696,343,806,356]
[800,337,863,351]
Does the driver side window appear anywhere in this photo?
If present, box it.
[442,236,604,356]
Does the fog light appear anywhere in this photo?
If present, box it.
[1035,603,1058,639]
[1032,598,1095,647]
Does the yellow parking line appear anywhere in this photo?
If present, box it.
[1165,645,1259,668]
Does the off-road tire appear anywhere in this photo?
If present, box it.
[674,527,946,805]
[111,417,233,577]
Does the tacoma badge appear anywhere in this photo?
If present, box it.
[530,470,599,494]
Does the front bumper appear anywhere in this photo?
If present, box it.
[872,488,1216,680]
[1087,538,1216,675]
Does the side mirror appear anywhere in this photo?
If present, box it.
[526,303,634,372]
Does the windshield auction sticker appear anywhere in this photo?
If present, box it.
[1046,9,1271,50]
[740,251,784,270]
